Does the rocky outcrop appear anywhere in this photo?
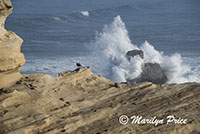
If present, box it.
[0,0,12,36]
[127,63,168,84]
[126,50,167,84]
[0,0,26,88]
[0,67,199,134]
[0,1,199,134]
[126,49,144,61]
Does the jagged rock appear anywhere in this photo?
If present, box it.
[125,50,167,84]
[127,63,168,84]
[126,49,144,60]
[0,67,199,134]
[0,1,199,134]
[0,0,26,88]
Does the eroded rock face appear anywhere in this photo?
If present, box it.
[0,0,26,88]
[0,68,199,134]
[0,0,12,36]
[0,1,199,133]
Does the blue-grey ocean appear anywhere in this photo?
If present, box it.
[6,0,200,83]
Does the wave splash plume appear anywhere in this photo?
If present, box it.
[90,15,199,83]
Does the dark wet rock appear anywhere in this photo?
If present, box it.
[125,49,167,84]
[127,63,168,84]
[126,49,144,60]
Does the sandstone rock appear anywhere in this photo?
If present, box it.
[0,0,13,36]
[0,1,199,134]
[0,0,26,88]
[0,67,199,134]
[126,49,144,60]
[127,63,168,84]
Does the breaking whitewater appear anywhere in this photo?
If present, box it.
[22,16,200,84]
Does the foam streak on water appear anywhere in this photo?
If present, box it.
[80,11,89,17]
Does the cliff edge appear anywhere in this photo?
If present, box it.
[0,68,200,134]
[0,0,199,134]
[0,0,26,88]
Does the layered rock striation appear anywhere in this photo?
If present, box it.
[0,1,199,134]
[0,0,26,88]
[0,68,200,134]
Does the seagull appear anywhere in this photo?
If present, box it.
[76,62,82,67]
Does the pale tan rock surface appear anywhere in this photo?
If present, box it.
[0,0,200,134]
[0,0,26,88]
[0,67,199,134]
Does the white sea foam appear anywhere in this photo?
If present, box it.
[89,16,143,82]
[140,41,197,83]
[53,16,61,21]
[89,15,200,83]
[80,11,89,17]
[22,15,200,84]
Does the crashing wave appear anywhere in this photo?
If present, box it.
[89,15,199,83]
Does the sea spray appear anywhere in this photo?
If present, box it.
[22,15,199,83]
[89,15,144,82]
[140,41,196,83]
[89,15,198,83]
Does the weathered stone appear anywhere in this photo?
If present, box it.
[127,63,168,84]
[0,0,13,36]
[0,68,199,134]
[0,1,199,134]
[0,0,26,88]
[126,49,144,60]
[125,49,167,84]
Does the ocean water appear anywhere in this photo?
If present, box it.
[6,0,200,83]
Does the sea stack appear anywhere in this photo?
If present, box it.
[0,0,26,88]
[125,49,167,84]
